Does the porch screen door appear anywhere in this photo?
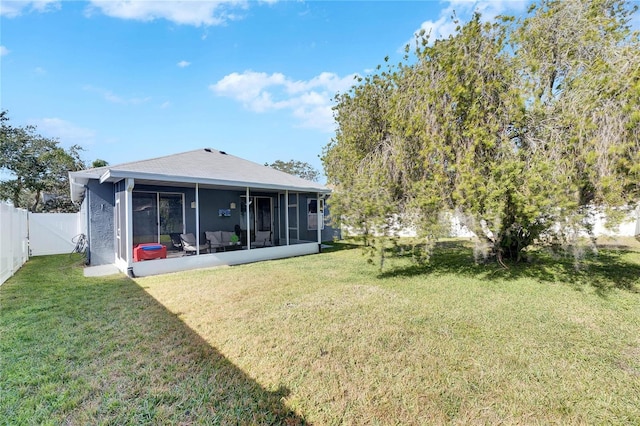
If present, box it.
[158,194,184,238]
[288,193,299,242]
[115,196,126,261]
[132,193,158,245]
[132,192,184,245]
[255,197,272,232]
[240,196,273,233]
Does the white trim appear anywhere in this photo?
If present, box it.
[125,178,134,270]
[307,197,325,232]
[131,190,186,242]
[115,196,121,262]
[195,183,201,255]
[114,256,128,272]
[278,192,283,244]
[317,193,322,244]
[288,193,299,242]
[156,193,160,242]
[99,170,330,193]
[285,190,290,245]
[132,243,319,277]
[246,187,251,251]
[98,170,111,184]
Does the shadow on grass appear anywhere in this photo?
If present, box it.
[0,255,308,425]
[320,240,361,253]
[378,241,640,294]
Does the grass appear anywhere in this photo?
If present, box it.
[1,239,640,424]
[0,255,302,425]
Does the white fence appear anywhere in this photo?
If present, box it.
[1,205,83,286]
[29,213,82,256]
[590,207,640,237]
[345,207,640,239]
[0,202,29,286]
[450,207,640,239]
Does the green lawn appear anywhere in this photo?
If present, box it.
[1,240,639,424]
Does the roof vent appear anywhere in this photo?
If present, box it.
[204,148,212,153]
[219,151,227,155]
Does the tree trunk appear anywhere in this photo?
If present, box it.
[31,189,41,212]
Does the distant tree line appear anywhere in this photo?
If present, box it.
[265,159,320,182]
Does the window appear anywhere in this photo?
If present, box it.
[132,192,184,245]
[307,198,324,231]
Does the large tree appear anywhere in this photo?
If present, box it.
[0,111,86,212]
[323,0,640,266]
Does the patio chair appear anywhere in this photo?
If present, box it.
[205,230,237,252]
[180,233,209,255]
[169,233,183,251]
[253,230,273,248]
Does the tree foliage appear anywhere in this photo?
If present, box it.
[323,0,640,266]
[0,111,86,212]
[266,159,321,182]
[91,159,109,168]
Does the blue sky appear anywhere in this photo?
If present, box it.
[1,0,535,179]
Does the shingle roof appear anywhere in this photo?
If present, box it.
[69,148,329,201]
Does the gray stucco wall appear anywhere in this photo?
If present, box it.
[296,194,341,242]
[198,188,244,235]
[87,180,115,266]
[320,199,341,241]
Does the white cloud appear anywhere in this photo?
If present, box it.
[160,101,171,108]
[177,60,190,68]
[31,117,96,146]
[210,70,358,131]
[410,16,458,47]
[406,0,529,47]
[85,0,248,27]
[84,85,151,105]
[34,66,46,75]
[0,46,9,56]
[0,0,60,17]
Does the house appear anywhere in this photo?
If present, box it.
[69,148,338,277]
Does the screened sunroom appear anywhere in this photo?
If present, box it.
[70,148,337,277]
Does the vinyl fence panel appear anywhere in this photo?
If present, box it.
[28,212,82,256]
[588,206,640,237]
[0,202,29,286]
